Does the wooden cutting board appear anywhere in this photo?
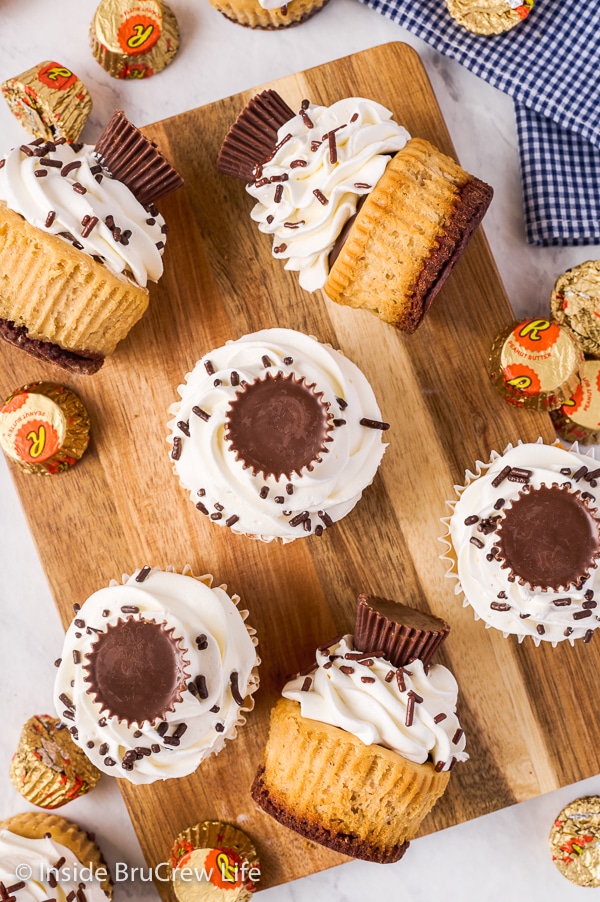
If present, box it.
[3,41,593,896]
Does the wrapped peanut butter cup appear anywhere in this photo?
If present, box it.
[169,821,260,901]
[217,90,295,181]
[0,382,90,475]
[94,110,184,205]
[1,62,92,143]
[354,595,450,668]
[551,359,600,445]
[550,796,600,887]
[10,715,101,809]
[90,0,179,79]
[489,318,582,411]
[550,260,600,358]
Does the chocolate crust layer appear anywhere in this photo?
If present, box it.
[402,175,493,334]
[0,319,104,375]
[251,765,410,864]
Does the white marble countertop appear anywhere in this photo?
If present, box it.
[0,0,598,899]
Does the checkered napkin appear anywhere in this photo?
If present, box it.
[358,0,600,246]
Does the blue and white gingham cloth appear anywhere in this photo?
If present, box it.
[358,0,600,246]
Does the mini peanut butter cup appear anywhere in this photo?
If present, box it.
[217,90,295,181]
[94,110,184,206]
[84,618,190,725]
[225,371,332,480]
[496,484,600,591]
[354,595,450,668]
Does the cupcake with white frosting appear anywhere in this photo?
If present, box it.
[0,811,112,899]
[251,595,466,863]
[218,92,492,333]
[0,110,183,373]
[53,566,259,784]
[441,441,600,646]
[167,328,389,542]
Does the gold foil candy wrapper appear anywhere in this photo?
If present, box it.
[550,259,600,358]
[550,359,600,445]
[10,715,101,809]
[489,318,582,411]
[550,796,600,887]
[0,382,91,475]
[1,61,92,142]
[169,821,260,901]
[90,0,180,79]
[445,0,533,35]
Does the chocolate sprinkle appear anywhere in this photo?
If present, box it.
[573,466,588,482]
[173,723,188,739]
[452,728,464,744]
[491,465,511,488]
[434,761,445,772]
[574,609,593,619]
[196,634,208,650]
[157,722,169,737]
[73,650,81,664]
[584,629,594,643]
[291,159,308,168]
[469,536,484,548]
[491,602,511,611]
[274,185,283,203]
[120,605,139,613]
[99,743,109,755]
[553,597,571,606]
[565,627,574,637]
[318,510,334,528]
[163,736,180,747]
[385,670,395,682]
[231,371,240,386]
[171,436,182,460]
[230,671,245,706]
[537,624,545,635]
[585,589,594,600]
[260,486,269,499]
[61,160,82,177]
[210,512,222,520]
[204,360,215,375]
[262,355,272,368]
[196,502,208,515]
[195,675,209,699]
[192,406,210,421]
[464,515,479,525]
[315,524,323,536]
[215,723,225,733]
[34,169,48,178]
[434,713,447,724]
[45,210,56,228]
[59,693,74,710]
[135,565,151,583]
[226,514,239,527]
[54,658,62,667]
[301,677,312,691]
[405,694,415,727]
[359,418,390,430]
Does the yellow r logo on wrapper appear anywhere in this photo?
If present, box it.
[216,851,237,883]
[27,425,46,459]
[127,24,155,49]
[513,318,560,352]
[117,14,161,55]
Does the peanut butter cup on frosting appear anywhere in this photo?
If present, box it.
[217,90,295,181]
[225,371,332,479]
[495,485,600,591]
[354,595,450,668]
[84,618,190,725]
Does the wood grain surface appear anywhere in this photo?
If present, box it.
[3,42,589,896]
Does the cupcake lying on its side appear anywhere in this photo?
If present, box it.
[218,92,492,333]
[251,594,466,862]
[0,110,183,374]
[53,566,259,784]
[442,441,600,645]
[0,811,112,899]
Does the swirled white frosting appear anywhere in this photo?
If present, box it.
[53,568,259,785]
[283,636,467,770]
[167,328,388,542]
[445,442,600,645]
[0,139,166,287]
[0,829,109,901]
[246,98,410,291]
